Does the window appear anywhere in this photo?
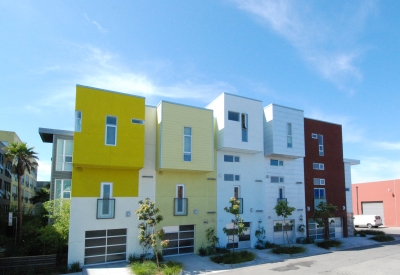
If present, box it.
[97,183,115,219]
[183,127,192,162]
[224,155,240,162]
[55,179,71,199]
[279,187,284,199]
[270,159,283,166]
[313,163,325,170]
[131,118,144,124]
[287,123,292,148]
[105,116,117,146]
[75,111,82,132]
[0,153,3,173]
[228,111,240,121]
[314,188,325,199]
[224,174,240,181]
[271,176,284,183]
[313,178,325,185]
[174,184,187,216]
[318,135,324,156]
[234,186,240,199]
[241,113,248,142]
[56,139,73,171]
[311,133,318,139]
[5,162,12,178]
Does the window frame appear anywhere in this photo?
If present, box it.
[271,176,284,183]
[313,163,325,170]
[228,111,240,121]
[224,155,240,162]
[318,134,324,156]
[183,127,192,162]
[105,115,117,146]
[241,113,248,142]
[314,188,326,199]
[224,174,240,181]
[270,159,284,166]
[287,123,293,148]
[55,179,72,199]
[97,182,115,219]
[56,139,73,171]
[75,110,82,132]
[313,178,325,185]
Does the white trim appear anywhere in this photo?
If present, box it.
[183,127,192,162]
[176,184,185,198]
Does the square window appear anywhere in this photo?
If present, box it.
[234,175,240,181]
[224,174,234,181]
[234,156,240,162]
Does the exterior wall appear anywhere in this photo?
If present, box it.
[352,179,400,227]
[304,118,348,237]
[0,144,11,215]
[155,170,216,253]
[156,101,213,172]
[68,87,155,265]
[74,85,145,170]
[263,104,305,159]
[206,93,264,154]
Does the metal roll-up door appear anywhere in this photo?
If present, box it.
[362,202,384,225]
[84,228,127,265]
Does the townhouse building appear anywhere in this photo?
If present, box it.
[39,128,74,201]
[303,118,359,239]
[38,85,358,266]
[0,131,37,214]
[156,101,215,256]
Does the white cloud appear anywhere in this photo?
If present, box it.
[37,160,51,181]
[84,13,108,33]
[351,157,400,183]
[233,0,374,91]
[374,141,400,150]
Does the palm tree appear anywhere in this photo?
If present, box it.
[3,142,38,243]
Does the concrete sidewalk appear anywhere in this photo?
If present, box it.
[69,235,400,275]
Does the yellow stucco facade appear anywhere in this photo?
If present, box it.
[72,85,145,197]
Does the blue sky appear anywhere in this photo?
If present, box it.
[1,0,399,183]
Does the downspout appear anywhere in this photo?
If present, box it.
[356,186,359,215]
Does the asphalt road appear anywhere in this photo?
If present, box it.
[217,241,400,275]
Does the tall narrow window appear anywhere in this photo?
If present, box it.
[75,111,82,132]
[56,139,73,171]
[105,116,117,146]
[242,113,248,142]
[234,186,240,199]
[183,127,192,161]
[175,184,187,215]
[287,123,292,148]
[97,182,115,219]
[279,187,284,199]
[318,135,324,156]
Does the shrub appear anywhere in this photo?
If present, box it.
[128,253,142,263]
[264,241,279,249]
[162,261,183,275]
[210,250,255,264]
[215,246,229,254]
[68,261,81,273]
[131,260,183,275]
[315,239,342,250]
[296,237,314,244]
[198,245,208,256]
[272,246,306,255]
[370,235,395,242]
[357,230,385,236]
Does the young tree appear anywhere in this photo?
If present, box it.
[222,197,246,256]
[312,201,338,240]
[135,198,169,270]
[3,142,38,243]
[43,199,71,244]
[274,200,296,246]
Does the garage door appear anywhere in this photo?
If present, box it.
[226,222,251,249]
[84,228,127,265]
[362,202,384,225]
[162,225,195,256]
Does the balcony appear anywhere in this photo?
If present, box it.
[314,198,326,208]
[174,198,188,216]
[277,198,287,204]
[97,199,115,219]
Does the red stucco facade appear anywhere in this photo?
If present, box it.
[352,179,400,227]
[304,118,348,237]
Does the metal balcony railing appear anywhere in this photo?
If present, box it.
[97,199,115,219]
[174,198,188,216]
